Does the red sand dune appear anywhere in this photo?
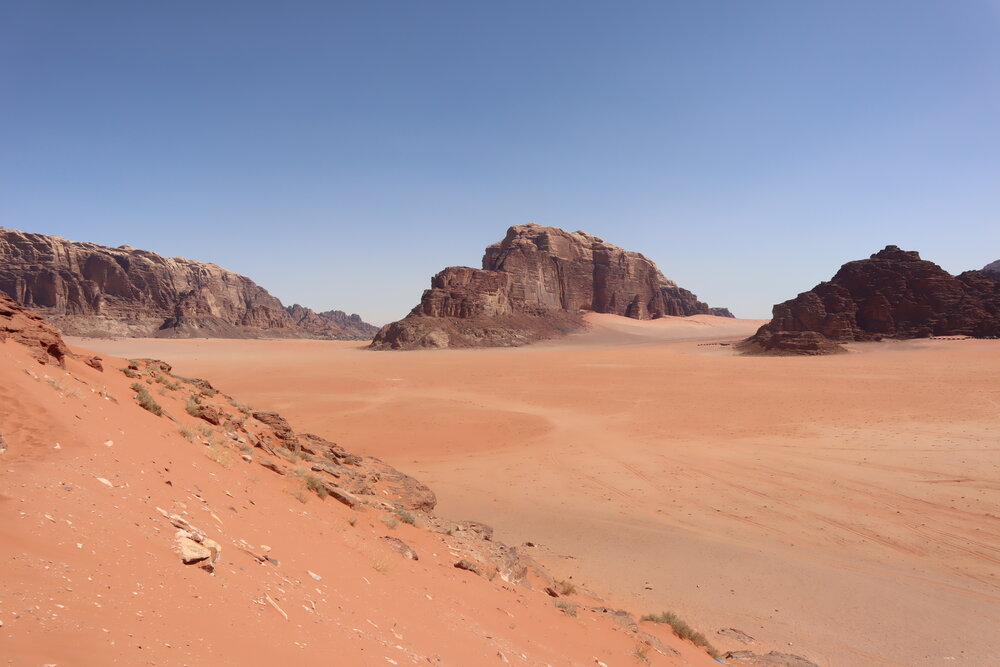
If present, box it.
[1,323,721,666]
[77,313,1000,666]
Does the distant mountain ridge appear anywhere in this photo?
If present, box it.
[372,223,732,349]
[0,227,377,339]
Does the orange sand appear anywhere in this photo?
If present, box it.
[77,314,1000,666]
[1,333,716,666]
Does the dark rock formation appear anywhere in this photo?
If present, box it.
[372,224,732,349]
[0,292,71,366]
[742,246,1000,355]
[0,227,376,339]
[983,259,1000,277]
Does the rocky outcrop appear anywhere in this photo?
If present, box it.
[372,224,732,349]
[0,227,376,339]
[983,259,1000,277]
[742,246,1000,355]
[0,292,71,366]
[285,305,380,339]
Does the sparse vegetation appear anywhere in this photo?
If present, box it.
[556,579,577,595]
[640,611,718,657]
[631,642,650,664]
[178,426,197,443]
[205,444,233,468]
[342,453,362,466]
[394,509,416,525]
[229,398,252,415]
[185,395,204,418]
[120,367,139,379]
[276,446,303,462]
[198,424,213,437]
[554,599,578,617]
[293,469,329,498]
[130,382,164,416]
[370,555,391,572]
[381,515,400,529]
[284,487,308,503]
[347,516,357,527]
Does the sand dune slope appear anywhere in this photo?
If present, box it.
[1,336,720,666]
[78,314,1000,666]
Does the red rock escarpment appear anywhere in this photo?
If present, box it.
[372,224,732,349]
[742,245,1000,355]
[0,227,376,339]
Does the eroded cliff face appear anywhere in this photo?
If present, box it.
[0,228,375,339]
[372,224,731,349]
[742,246,1000,355]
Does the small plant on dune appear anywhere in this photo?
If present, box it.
[394,509,416,525]
[631,642,650,664]
[130,383,164,416]
[284,487,308,504]
[198,424,214,438]
[556,579,577,596]
[554,599,578,617]
[640,611,718,657]
[381,515,400,530]
[205,444,233,469]
[185,395,204,418]
[370,554,391,572]
[120,367,139,379]
[157,376,181,391]
[178,426,197,443]
[347,516,357,527]
[293,469,329,498]
[229,398,252,416]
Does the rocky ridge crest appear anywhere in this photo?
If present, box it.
[0,227,375,339]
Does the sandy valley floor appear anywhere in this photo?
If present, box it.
[78,314,1000,666]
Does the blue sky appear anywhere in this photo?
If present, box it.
[3,1,999,324]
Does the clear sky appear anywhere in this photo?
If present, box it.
[3,2,999,324]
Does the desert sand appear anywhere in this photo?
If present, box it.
[1,331,720,667]
[77,314,1000,666]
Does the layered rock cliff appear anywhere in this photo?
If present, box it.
[983,259,1000,277]
[372,224,732,349]
[742,246,1000,355]
[0,228,376,339]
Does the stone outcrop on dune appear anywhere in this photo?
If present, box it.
[0,227,376,339]
[372,224,732,349]
[742,245,1000,355]
[0,292,71,366]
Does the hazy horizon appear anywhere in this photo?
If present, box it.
[3,2,999,324]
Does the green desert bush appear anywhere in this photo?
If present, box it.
[130,383,163,416]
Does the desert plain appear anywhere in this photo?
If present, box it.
[79,313,1000,666]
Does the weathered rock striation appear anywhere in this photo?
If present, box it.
[0,292,71,366]
[742,245,1000,355]
[0,227,376,339]
[372,224,732,349]
[983,259,1000,277]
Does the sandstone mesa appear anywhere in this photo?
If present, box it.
[372,223,732,349]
